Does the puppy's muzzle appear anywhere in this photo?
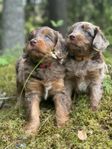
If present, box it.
[69,34,76,41]
[69,33,82,42]
[30,39,37,46]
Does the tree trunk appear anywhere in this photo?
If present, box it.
[48,0,68,35]
[2,0,25,52]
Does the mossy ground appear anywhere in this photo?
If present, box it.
[0,51,112,149]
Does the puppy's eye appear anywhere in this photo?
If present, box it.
[81,25,93,38]
[85,29,94,38]
[86,30,93,37]
[81,25,85,29]
[45,35,53,41]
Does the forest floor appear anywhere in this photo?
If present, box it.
[0,51,112,149]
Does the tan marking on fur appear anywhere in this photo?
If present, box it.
[54,94,69,127]
[51,79,65,94]
[26,79,44,97]
[25,96,40,135]
[74,55,92,61]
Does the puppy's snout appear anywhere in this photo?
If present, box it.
[69,34,75,40]
[30,39,37,46]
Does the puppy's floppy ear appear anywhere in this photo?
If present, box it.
[93,27,109,51]
[52,31,67,61]
[54,31,65,51]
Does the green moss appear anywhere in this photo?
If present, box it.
[0,63,16,95]
[0,52,112,148]
[104,50,112,65]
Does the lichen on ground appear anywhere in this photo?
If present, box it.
[0,51,112,149]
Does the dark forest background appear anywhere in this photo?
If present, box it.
[0,0,112,55]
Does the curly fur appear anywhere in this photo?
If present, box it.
[16,27,71,135]
[65,22,109,111]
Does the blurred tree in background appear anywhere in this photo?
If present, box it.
[0,0,3,53]
[47,0,68,35]
[68,0,112,45]
[25,0,46,32]
[2,0,25,52]
[0,0,112,54]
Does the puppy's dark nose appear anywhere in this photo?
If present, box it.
[30,39,37,46]
[69,34,75,40]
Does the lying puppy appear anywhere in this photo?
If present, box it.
[65,22,109,110]
[16,27,71,135]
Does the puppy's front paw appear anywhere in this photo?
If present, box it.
[24,121,40,136]
[90,97,101,111]
[90,102,100,111]
[56,115,69,128]
[91,105,98,111]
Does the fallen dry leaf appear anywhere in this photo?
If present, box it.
[77,130,87,141]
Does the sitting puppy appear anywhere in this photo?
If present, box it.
[16,27,71,135]
[65,22,109,110]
